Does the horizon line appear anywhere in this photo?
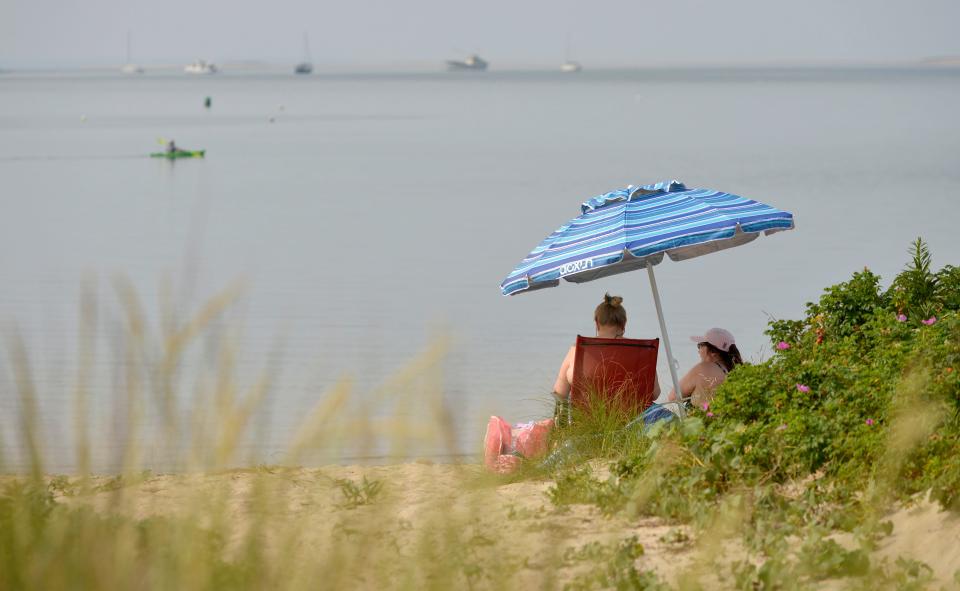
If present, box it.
[3,56,960,75]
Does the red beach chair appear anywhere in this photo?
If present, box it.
[567,336,660,421]
[482,336,658,474]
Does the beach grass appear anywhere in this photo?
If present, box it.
[3,240,960,590]
[1,277,602,590]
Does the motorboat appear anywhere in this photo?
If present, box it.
[446,54,488,71]
[184,60,218,74]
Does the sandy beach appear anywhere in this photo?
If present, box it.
[36,462,959,589]
[45,462,694,587]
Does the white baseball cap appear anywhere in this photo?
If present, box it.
[690,328,736,352]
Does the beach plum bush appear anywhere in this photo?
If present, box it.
[539,239,960,588]
[690,239,958,504]
[937,265,960,311]
[549,238,960,523]
[805,267,888,339]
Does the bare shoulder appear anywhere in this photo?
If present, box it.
[688,360,711,372]
[691,360,725,378]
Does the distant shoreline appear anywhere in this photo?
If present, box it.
[3,60,960,77]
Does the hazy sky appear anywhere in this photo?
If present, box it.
[3,0,959,68]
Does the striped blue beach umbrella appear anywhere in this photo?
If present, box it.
[500,180,795,403]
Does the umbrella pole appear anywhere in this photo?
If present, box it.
[646,264,683,414]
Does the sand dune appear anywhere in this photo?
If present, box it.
[46,463,960,588]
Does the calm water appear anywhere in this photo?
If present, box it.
[2,67,959,471]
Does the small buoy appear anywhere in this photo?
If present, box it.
[204,96,212,108]
[268,116,276,123]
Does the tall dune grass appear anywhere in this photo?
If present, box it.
[0,278,592,590]
[0,273,711,589]
[2,267,958,590]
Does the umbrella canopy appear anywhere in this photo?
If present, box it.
[501,180,794,296]
[500,180,794,410]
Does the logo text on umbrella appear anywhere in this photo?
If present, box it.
[559,257,594,276]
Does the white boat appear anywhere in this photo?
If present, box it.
[184,59,218,74]
[294,32,313,74]
[560,34,581,73]
[120,32,144,74]
[446,54,488,71]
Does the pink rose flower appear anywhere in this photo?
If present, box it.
[706,412,715,418]
[701,402,710,411]
[922,316,937,325]
[865,418,875,426]
[896,314,907,322]
[776,341,791,350]
[796,383,810,393]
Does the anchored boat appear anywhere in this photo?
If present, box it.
[121,32,144,74]
[446,54,488,71]
[560,33,582,73]
[184,60,218,74]
[294,32,313,74]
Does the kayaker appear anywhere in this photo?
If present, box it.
[166,140,178,155]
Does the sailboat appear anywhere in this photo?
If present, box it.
[294,33,313,75]
[560,33,582,73]
[120,31,144,74]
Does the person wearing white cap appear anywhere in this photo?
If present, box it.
[663,327,743,408]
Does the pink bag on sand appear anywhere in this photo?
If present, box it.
[484,416,513,471]
[514,420,552,458]
[483,416,554,474]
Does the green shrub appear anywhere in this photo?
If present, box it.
[546,238,960,579]
[937,265,960,311]
[564,536,666,591]
[887,238,939,321]
[806,266,888,339]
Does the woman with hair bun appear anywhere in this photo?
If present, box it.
[551,293,660,402]
[486,293,661,473]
